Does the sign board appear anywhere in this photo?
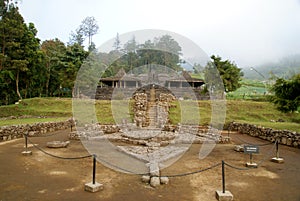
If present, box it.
[244,145,259,154]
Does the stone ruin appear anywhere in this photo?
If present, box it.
[68,89,230,187]
[228,122,300,148]
[69,122,228,187]
[133,93,148,127]
[133,92,175,129]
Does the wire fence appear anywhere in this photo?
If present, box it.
[24,134,279,177]
[231,133,274,146]
[27,137,92,160]
[161,162,222,177]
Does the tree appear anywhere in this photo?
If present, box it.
[20,22,43,99]
[0,2,41,101]
[154,34,182,70]
[113,32,121,51]
[68,27,84,46]
[61,43,88,96]
[41,39,66,96]
[208,55,243,93]
[270,74,300,113]
[79,16,99,47]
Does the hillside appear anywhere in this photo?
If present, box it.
[0,98,299,132]
[243,54,300,80]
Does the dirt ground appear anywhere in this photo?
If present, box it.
[0,129,300,201]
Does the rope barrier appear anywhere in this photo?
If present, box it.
[233,134,274,146]
[256,139,277,167]
[224,161,254,171]
[96,157,149,175]
[28,132,65,138]
[224,139,278,171]
[161,162,222,178]
[25,132,278,177]
[27,137,92,160]
[27,135,222,176]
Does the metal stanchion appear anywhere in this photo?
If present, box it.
[84,154,103,192]
[271,140,284,163]
[216,160,233,201]
[93,154,96,184]
[21,134,32,156]
[222,160,225,193]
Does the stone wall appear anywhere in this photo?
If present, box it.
[0,120,73,142]
[133,93,148,127]
[228,122,300,148]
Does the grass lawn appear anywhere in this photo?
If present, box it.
[0,97,299,132]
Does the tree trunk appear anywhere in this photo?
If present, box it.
[16,69,22,100]
[45,63,50,96]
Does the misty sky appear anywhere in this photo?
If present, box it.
[18,0,300,68]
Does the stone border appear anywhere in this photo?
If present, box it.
[227,122,300,148]
[0,119,74,142]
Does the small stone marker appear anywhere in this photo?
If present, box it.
[84,182,103,192]
[271,157,284,163]
[160,176,169,184]
[215,190,233,201]
[21,150,32,156]
[141,175,150,183]
[150,176,160,187]
[271,140,284,163]
[47,141,70,148]
[234,145,244,152]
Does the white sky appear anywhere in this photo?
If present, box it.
[18,0,300,68]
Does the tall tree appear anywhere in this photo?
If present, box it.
[61,43,88,97]
[20,22,43,98]
[270,74,300,113]
[0,2,41,101]
[154,34,182,70]
[208,55,243,93]
[68,27,84,46]
[79,16,99,48]
[41,39,66,96]
[113,32,121,51]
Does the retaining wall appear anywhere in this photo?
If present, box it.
[0,120,73,142]
[228,122,300,148]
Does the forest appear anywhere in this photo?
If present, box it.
[0,1,188,105]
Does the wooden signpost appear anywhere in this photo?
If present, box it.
[244,145,259,168]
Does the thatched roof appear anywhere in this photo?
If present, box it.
[100,68,140,81]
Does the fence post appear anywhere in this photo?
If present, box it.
[271,139,284,163]
[84,154,103,192]
[215,160,233,201]
[222,160,225,193]
[21,134,32,156]
[93,154,96,184]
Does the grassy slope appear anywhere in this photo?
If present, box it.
[0,98,299,132]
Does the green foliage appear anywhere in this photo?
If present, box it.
[270,74,300,113]
[0,3,89,105]
[0,98,299,132]
[103,34,183,77]
[226,79,268,100]
[206,55,244,93]
[169,100,300,132]
[0,2,42,103]
[69,16,99,49]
